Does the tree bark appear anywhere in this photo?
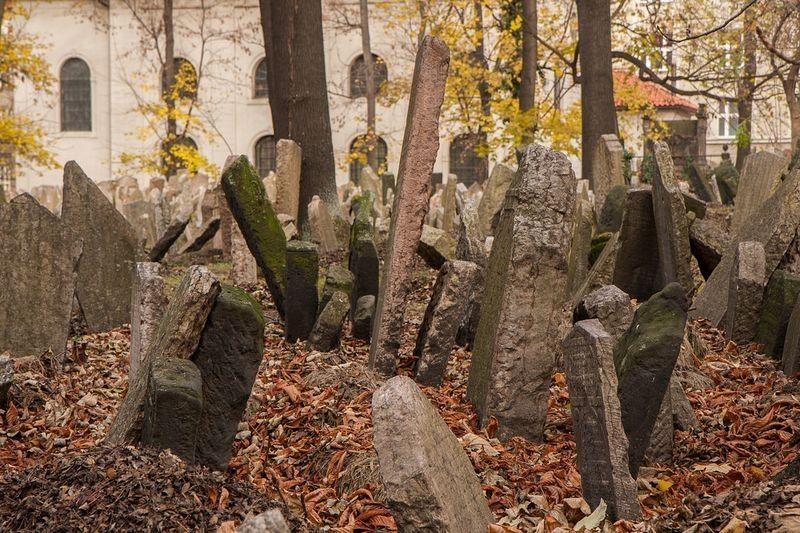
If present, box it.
[576,0,618,184]
[360,0,378,171]
[519,0,537,116]
[736,9,757,171]
[0,0,7,29]
[782,67,800,152]
[259,0,340,235]
[472,1,490,183]
[163,0,177,179]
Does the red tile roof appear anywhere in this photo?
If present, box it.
[613,69,699,112]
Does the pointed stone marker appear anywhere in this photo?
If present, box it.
[284,241,319,342]
[274,139,301,220]
[613,188,661,301]
[732,151,788,231]
[130,262,167,384]
[477,163,515,236]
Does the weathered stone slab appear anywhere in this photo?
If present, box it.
[477,163,514,236]
[417,224,456,269]
[353,295,375,340]
[755,270,800,358]
[285,241,319,342]
[274,139,301,220]
[309,291,349,352]
[645,392,674,465]
[360,166,384,207]
[456,201,487,266]
[567,198,594,297]
[414,260,480,386]
[348,211,379,322]
[221,156,287,316]
[689,217,729,279]
[670,377,699,430]
[122,200,157,250]
[130,263,166,384]
[709,174,723,204]
[308,195,340,253]
[613,188,661,302]
[148,217,190,262]
[178,216,220,254]
[573,285,634,343]
[653,142,694,296]
[107,266,221,445]
[0,194,83,358]
[29,184,62,215]
[467,144,576,441]
[237,509,290,533]
[62,161,138,332]
[562,320,640,521]
[0,354,13,407]
[782,296,800,376]
[142,356,203,462]
[191,285,265,470]
[732,151,788,231]
[231,222,258,285]
[686,163,714,202]
[572,232,621,306]
[369,37,450,375]
[598,184,628,234]
[725,241,766,343]
[442,177,457,233]
[592,133,625,211]
[682,192,707,220]
[373,376,494,532]
[614,282,688,477]
[319,264,354,315]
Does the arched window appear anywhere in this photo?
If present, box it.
[60,58,91,131]
[254,135,277,177]
[449,134,486,186]
[349,54,388,98]
[349,135,388,182]
[254,58,268,98]
[161,57,197,99]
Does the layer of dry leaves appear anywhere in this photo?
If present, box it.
[1,256,799,532]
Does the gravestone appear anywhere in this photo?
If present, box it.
[572,232,621,306]
[178,216,220,254]
[782,297,800,376]
[274,139,301,220]
[417,225,456,269]
[689,217,729,279]
[414,260,481,386]
[598,184,628,233]
[467,144,576,441]
[567,198,594,297]
[309,291,349,352]
[0,194,83,358]
[573,285,634,343]
[348,205,379,321]
[122,200,157,249]
[130,262,167,384]
[456,201,487,266]
[686,162,714,202]
[724,241,766,343]
[62,161,138,332]
[285,241,319,342]
[308,195,340,253]
[645,393,674,464]
[614,282,688,477]
[369,36,450,375]
[148,217,190,262]
[442,177,458,233]
[263,171,277,204]
[353,295,376,340]
[562,320,640,521]
[477,163,514,236]
[319,264,354,315]
[231,222,258,285]
[592,133,625,211]
[30,184,62,215]
[613,188,661,301]
[755,270,800,358]
[732,151,788,231]
[373,376,494,532]
[361,166,384,207]
[709,174,723,204]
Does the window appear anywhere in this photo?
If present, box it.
[449,134,485,186]
[254,135,277,177]
[161,57,197,99]
[254,58,268,98]
[0,152,13,196]
[349,135,388,182]
[349,54,388,98]
[60,58,91,131]
[644,34,674,75]
[718,101,738,138]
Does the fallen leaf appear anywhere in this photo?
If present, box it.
[575,499,606,531]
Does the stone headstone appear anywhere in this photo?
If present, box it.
[308,195,340,253]
[426,188,443,228]
[62,161,138,332]
[348,199,379,322]
[285,241,319,342]
[567,198,594,297]
[467,144,576,441]
[130,262,167,384]
[456,201,487,266]
[29,184,62,215]
[592,133,625,211]
[725,241,766,343]
[274,139,301,220]
[373,376,494,532]
[0,354,12,408]
[191,285,265,470]
[681,192,707,220]
[442,177,458,233]
[597,184,628,234]
[0,194,83,358]
[221,156,287,316]
[562,320,640,521]
[319,264,354,315]
[369,36,450,375]
[96,179,118,205]
[572,232,621,306]
[115,177,144,207]
[732,152,788,231]
[689,217,729,279]
[178,216,221,254]
[353,295,376,340]
[237,509,290,533]
[414,260,481,386]
[573,285,634,343]
[122,200,157,249]
[614,282,688,477]
[755,270,800,358]
[714,156,739,205]
[231,222,258,285]
[309,291,349,352]
[686,162,714,202]
[782,296,800,376]
[263,172,277,203]
[645,392,674,465]
[709,174,723,204]
[360,166,384,207]
[148,217,190,262]
[417,224,456,269]
[613,188,661,302]
[107,266,221,445]
[477,163,514,236]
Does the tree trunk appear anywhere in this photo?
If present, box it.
[472,1,489,183]
[259,0,340,235]
[735,9,757,171]
[782,68,800,152]
[576,0,618,184]
[519,0,537,115]
[360,0,378,171]
[0,0,7,29]
[163,0,177,179]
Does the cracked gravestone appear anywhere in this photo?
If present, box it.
[477,163,515,236]
[309,291,349,352]
[285,241,319,342]
[732,151,788,231]
[130,262,167,384]
[724,241,766,343]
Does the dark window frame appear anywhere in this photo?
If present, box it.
[60,58,92,132]
[349,134,388,182]
[349,54,388,99]
[254,58,269,98]
[254,135,277,177]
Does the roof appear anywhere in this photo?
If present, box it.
[613,69,699,112]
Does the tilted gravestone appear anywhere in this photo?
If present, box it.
[62,161,138,332]
[130,262,167,384]
[725,241,766,343]
[614,282,688,477]
[477,163,515,236]
[414,260,481,387]
[373,376,494,532]
[369,36,450,375]
[221,155,287,316]
[689,217,729,279]
[467,143,576,441]
[572,232,621,307]
[567,198,594,298]
[284,241,319,342]
[309,291,349,352]
[178,216,220,254]
[597,184,628,234]
[0,194,83,358]
[562,320,640,521]
[613,188,661,302]
[573,284,634,344]
[319,264,354,316]
[686,162,714,202]
[274,139,301,221]
[348,197,379,323]
[148,217,190,262]
[417,224,456,269]
[732,151,788,231]
[592,133,625,212]
[456,201,487,267]
[755,269,800,358]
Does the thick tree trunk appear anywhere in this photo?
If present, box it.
[576,0,618,184]
[519,0,537,115]
[163,0,177,179]
[736,10,757,171]
[783,70,800,152]
[259,0,340,235]
[360,0,378,171]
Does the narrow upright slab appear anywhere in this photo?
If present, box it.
[106,266,221,445]
[592,134,625,211]
[0,194,83,358]
[230,222,258,285]
[456,201,487,266]
[348,199,379,320]
[275,139,301,220]
[467,144,576,441]
[130,262,167,384]
[369,36,450,375]
[613,188,661,301]
[567,198,594,297]
[562,320,640,521]
[62,161,138,331]
[732,152,788,231]
[221,156,287,315]
[373,376,494,532]
[477,163,515,236]
[442,177,458,233]
[652,142,693,296]
[755,270,800,357]
[309,291,349,352]
[308,195,340,253]
[782,296,800,376]
[725,241,766,343]
[285,241,319,342]
[319,264,354,314]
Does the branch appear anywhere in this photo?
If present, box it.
[658,0,758,44]
[757,26,800,66]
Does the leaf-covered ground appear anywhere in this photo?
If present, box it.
[1,255,799,532]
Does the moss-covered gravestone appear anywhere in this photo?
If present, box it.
[614,282,688,477]
[348,194,380,320]
[597,184,628,234]
[285,241,319,342]
[755,270,800,358]
[309,291,349,352]
[319,264,354,316]
[613,188,661,301]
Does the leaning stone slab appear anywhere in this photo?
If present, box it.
[274,139,301,220]
[309,291,349,352]
[62,161,138,332]
[732,151,788,231]
[724,241,766,343]
[686,162,714,202]
[0,194,83,358]
[221,156,287,316]
[670,377,699,431]
[755,269,800,358]
[782,296,800,376]
[467,144,576,441]
[373,376,494,532]
[319,264,354,315]
[130,263,167,384]
[613,188,661,302]
[573,285,634,343]
[414,260,481,386]
[285,241,319,342]
[178,216,220,254]
[142,356,203,462]
[614,282,688,477]
[572,232,621,306]
[417,225,456,269]
[477,163,515,236]
[567,198,594,297]
[456,201,487,266]
[689,217,729,279]
[591,133,625,212]
[308,195,340,254]
[353,295,376,340]
[106,265,221,445]
[598,184,628,233]
[231,222,258,285]
[562,320,640,521]
[645,392,674,465]
[191,285,265,470]
[369,37,450,375]
[148,217,190,262]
